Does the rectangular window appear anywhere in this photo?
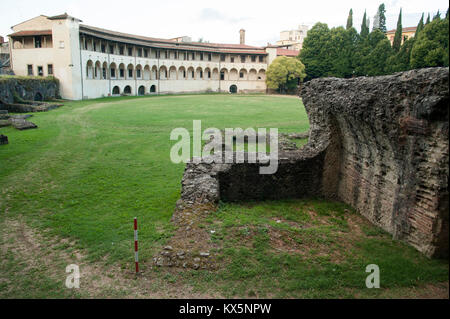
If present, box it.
[220,72,224,80]
[183,52,187,60]
[128,69,133,78]
[230,57,235,63]
[137,48,142,57]
[101,44,106,53]
[191,71,194,78]
[102,68,107,79]
[259,56,263,62]
[183,70,186,78]
[34,36,42,48]
[27,64,33,76]
[137,69,141,78]
[220,54,225,62]
[84,39,88,50]
[144,49,148,57]
[164,51,168,59]
[120,69,124,78]
[251,56,256,62]
[119,46,124,55]
[93,42,97,51]
[240,72,244,78]
[208,71,211,78]
[37,66,43,76]
[128,47,133,56]
[109,45,114,54]
[208,53,212,61]
[157,51,160,59]
[110,68,116,78]
[47,64,53,75]
[192,53,195,60]
[200,71,203,78]
[200,53,203,61]
[240,55,246,63]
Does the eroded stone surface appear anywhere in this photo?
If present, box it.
[164,67,448,265]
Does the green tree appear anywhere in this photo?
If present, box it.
[373,3,387,33]
[357,30,393,76]
[266,56,306,93]
[387,38,415,73]
[328,26,359,77]
[416,13,425,38]
[433,10,441,21]
[346,9,353,29]
[392,9,403,51]
[410,17,449,68]
[446,8,449,19]
[361,10,370,38]
[299,23,333,80]
[426,13,431,24]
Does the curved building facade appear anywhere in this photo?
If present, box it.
[9,13,269,100]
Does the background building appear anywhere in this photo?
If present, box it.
[0,36,11,74]
[275,24,309,51]
[386,26,417,45]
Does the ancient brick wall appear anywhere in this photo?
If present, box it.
[301,67,449,258]
[175,67,448,259]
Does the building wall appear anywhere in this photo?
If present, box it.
[10,15,269,100]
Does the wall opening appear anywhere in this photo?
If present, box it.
[124,85,132,95]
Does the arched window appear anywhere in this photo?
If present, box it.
[112,86,120,95]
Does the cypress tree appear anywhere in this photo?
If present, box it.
[416,13,424,37]
[433,10,441,21]
[392,9,403,51]
[361,10,369,38]
[373,3,387,33]
[446,8,449,19]
[426,13,431,24]
[346,9,353,30]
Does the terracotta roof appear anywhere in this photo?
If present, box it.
[276,48,299,57]
[9,30,52,37]
[48,13,82,22]
[79,24,266,54]
[386,26,417,34]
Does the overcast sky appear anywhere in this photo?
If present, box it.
[1,0,448,46]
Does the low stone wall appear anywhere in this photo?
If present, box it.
[174,67,449,259]
[0,76,59,106]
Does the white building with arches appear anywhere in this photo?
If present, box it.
[8,13,270,100]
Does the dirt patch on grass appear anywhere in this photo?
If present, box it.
[0,215,222,298]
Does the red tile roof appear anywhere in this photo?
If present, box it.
[79,24,266,54]
[276,48,299,57]
[386,26,417,34]
[9,30,52,37]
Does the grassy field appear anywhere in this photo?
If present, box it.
[0,94,447,298]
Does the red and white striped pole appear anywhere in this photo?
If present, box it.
[134,217,139,273]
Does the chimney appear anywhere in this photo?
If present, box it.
[239,29,245,45]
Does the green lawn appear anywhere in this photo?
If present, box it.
[0,94,447,298]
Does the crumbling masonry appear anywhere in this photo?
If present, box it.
[165,67,448,269]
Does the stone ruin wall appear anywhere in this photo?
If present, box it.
[301,67,449,258]
[0,77,59,107]
[174,67,448,259]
